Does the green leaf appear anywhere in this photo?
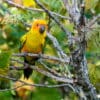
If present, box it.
[0,51,11,69]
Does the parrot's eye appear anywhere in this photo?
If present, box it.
[39,26,45,34]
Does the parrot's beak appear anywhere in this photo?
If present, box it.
[39,25,45,34]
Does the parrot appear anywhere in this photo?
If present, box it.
[20,19,48,79]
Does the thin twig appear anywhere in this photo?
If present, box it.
[47,33,72,76]
[62,0,80,25]
[87,14,100,27]
[4,0,70,20]
[35,0,71,37]
[39,60,62,77]
[0,75,75,90]
[12,52,70,64]
[10,59,76,83]
[0,84,25,92]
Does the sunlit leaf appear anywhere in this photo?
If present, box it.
[22,0,36,7]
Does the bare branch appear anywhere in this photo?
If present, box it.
[0,74,75,90]
[30,66,74,83]
[10,60,76,83]
[39,60,62,77]
[47,33,72,76]
[4,0,70,20]
[87,14,100,27]
[0,84,25,92]
[62,0,98,99]
[12,52,70,64]
[62,0,80,25]
[35,0,72,38]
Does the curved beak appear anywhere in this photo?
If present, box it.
[39,25,45,34]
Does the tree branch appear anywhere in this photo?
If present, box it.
[4,0,70,20]
[10,58,76,84]
[0,74,75,90]
[0,84,25,92]
[35,0,72,38]
[12,52,70,64]
[61,0,98,99]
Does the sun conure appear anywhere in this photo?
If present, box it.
[20,19,48,79]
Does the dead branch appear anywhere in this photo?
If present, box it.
[4,0,70,20]
[0,74,75,91]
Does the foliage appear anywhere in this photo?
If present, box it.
[0,0,99,99]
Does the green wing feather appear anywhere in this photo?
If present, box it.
[19,33,27,51]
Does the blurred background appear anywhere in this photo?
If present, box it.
[0,0,100,99]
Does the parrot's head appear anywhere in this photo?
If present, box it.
[32,19,48,34]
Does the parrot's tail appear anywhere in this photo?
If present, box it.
[24,66,33,79]
[24,58,35,79]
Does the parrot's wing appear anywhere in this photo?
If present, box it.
[19,33,27,51]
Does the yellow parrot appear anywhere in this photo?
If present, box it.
[20,19,48,79]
